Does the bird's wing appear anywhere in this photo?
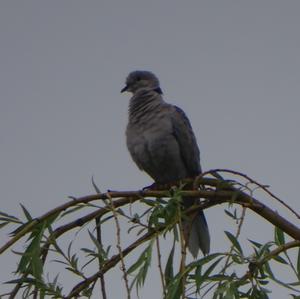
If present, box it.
[170,105,202,176]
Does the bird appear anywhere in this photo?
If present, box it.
[121,70,210,257]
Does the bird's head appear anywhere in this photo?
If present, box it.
[121,71,163,94]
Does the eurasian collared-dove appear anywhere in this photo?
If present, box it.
[121,70,210,257]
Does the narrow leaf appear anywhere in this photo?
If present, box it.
[91,176,101,194]
[248,239,263,249]
[127,244,149,275]
[164,243,175,286]
[20,204,33,221]
[225,231,243,255]
[272,254,288,265]
[224,210,236,220]
[274,226,285,245]
[196,257,224,287]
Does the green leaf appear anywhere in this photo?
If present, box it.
[224,209,237,220]
[195,257,224,287]
[88,230,107,261]
[208,274,233,282]
[166,275,182,299]
[224,282,239,299]
[31,254,43,280]
[20,203,33,221]
[248,239,263,249]
[274,226,285,245]
[195,265,202,291]
[231,253,243,264]
[129,239,154,294]
[127,249,148,275]
[156,198,168,204]
[127,240,153,277]
[91,176,101,194]
[9,221,32,236]
[16,221,45,280]
[225,231,243,255]
[272,254,288,265]
[257,242,274,258]
[0,211,21,223]
[140,198,157,206]
[263,262,275,280]
[164,243,175,286]
[191,252,225,269]
[0,222,9,229]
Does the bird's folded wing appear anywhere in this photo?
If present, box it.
[170,105,202,176]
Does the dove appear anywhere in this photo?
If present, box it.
[122,70,210,256]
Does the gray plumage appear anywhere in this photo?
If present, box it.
[122,70,210,257]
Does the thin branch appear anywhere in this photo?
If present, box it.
[258,240,300,266]
[2,174,300,298]
[95,216,107,299]
[106,192,131,299]
[0,193,146,254]
[2,182,299,255]
[178,204,187,299]
[239,240,300,283]
[8,198,137,299]
[208,168,300,219]
[92,177,108,299]
[155,236,166,297]
[182,187,300,241]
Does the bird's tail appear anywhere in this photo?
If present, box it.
[182,199,210,258]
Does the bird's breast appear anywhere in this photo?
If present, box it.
[126,118,188,183]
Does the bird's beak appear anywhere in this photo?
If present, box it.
[121,85,128,93]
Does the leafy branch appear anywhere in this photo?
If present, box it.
[0,170,299,298]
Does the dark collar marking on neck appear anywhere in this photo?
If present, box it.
[154,87,163,94]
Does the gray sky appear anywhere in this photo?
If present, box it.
[0,1,299,298]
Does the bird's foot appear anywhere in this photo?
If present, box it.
[142,182,159,190]
[142,182,169,190]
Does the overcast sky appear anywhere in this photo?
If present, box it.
[0,1,299,298]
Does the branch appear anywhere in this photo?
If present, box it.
[239,240,300,283]
[1,180,299,255]
[106,192,131,298]
[2,173,300,298]
[258,240,300,266]
[206,169,300,219]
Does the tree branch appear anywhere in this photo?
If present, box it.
[1,179,299,255]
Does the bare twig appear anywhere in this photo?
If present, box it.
[208,168,300,219]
